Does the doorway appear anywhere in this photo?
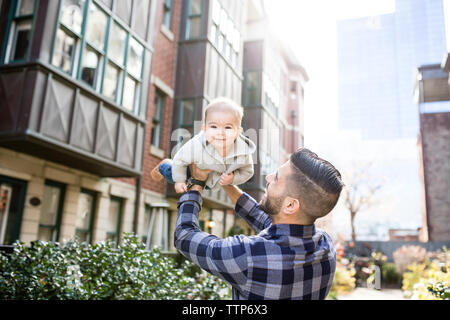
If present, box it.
[0,175,27,245]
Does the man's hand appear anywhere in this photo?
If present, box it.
[219,172,234,185]
[175,182,188,193]
[189,164,212,182]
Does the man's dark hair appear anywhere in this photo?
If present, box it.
[288,148,344,220]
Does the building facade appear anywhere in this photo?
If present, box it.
[414,63,450,242]
[0,0,308,251]
[337,0,447,140]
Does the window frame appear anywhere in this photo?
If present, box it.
[162,0,173,30]
[143,205,170,251]
[244,71,261,106]
[151,90,165,148]
[38,180,66,242]
[49,0,146,116]
[185,0,203,40]
[2,0,37,64]
[106,196,123,247]
[75,188,97,244]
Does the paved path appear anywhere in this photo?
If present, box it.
[337,288,406,300]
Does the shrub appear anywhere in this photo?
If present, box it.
[0,233,231,300]
[393,245,427,274]
[328,263,356,299]
[401,247,449,300]
[381,263,402,287]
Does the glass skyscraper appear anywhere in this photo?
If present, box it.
[337,0,447,139]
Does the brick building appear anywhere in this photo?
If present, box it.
[414,63,450,241]
[0,0,308,251]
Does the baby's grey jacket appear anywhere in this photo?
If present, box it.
[171,131,256,191]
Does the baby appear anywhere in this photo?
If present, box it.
[151,97,256,193]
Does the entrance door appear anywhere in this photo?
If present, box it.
[0,176,27,245]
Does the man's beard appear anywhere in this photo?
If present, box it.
[259,194,284,217]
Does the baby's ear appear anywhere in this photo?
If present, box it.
[202,124,206,131]
[238,126,243,134]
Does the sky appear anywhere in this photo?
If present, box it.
[263,0,425,240]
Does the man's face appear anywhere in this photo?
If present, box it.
[259,161,292,217]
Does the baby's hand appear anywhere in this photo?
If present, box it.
[175,182,188,193]
[219,172,234,186]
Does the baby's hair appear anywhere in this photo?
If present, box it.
[203,97,244,125]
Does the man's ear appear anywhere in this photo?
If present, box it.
[282,197,300,215]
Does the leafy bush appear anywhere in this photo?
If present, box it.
[328,263,356,299]
[0,233,231,300]
[328,239,356,299]
[381,263,402,287]
[393,245,427,274]
[401,247,449,300]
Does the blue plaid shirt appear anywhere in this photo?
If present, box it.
[174,191,336,300]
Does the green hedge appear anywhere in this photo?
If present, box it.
[0,233,230,300]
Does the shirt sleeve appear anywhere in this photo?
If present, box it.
[174,191,249,288]
[235,192,272,233]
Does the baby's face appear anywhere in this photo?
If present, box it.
[203,110,241,153]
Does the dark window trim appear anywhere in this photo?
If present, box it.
[39,180,66,242]
[76,188,97,244]
[108,195,123,246]
[1,0,38,64]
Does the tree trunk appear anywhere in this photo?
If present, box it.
[350,211,356,241]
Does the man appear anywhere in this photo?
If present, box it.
[174,148,344,300]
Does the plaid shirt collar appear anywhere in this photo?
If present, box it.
[263,224,316,238]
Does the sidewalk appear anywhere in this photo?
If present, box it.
[337,287,406,300]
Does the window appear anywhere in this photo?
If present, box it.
[106,196,123,246]
[151,91,165,148]
[132,0,150,39]
[162,0,173,30]
[75,189,97,244]
[245,71,260,106]
[38,181,66,242]
[208,0,240,68]
[179,99,195,126]
[114,0,132,25]
[50,0,146,115]
[5,0,36,63]
[185,0,202,39]
[143,205,170,250]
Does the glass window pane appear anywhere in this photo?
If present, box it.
[102,62,119,99]
[39,185,60,226]
[85,2,107,50]
[151,122,160,147]
[212,0,220,24]
[127,38,144,79]
[114,0,132,25]
[98,0,112,9]
[108,22,127,65]
[219,8,227,33]
[80,46,99,87]
[122,76,136,111]
[210,23,217,43]
[163,0,172,29]
[180,100,194,125]
[106,199,120,234]
[60,0,85,34]
[233,27,240,51]
[11,20,31,61]
[133,0,150,39]
[52,28,76,73]
[16,0,35,16]
[186,16,201,39]
[76,192,94,231]
[190,0,202,15]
